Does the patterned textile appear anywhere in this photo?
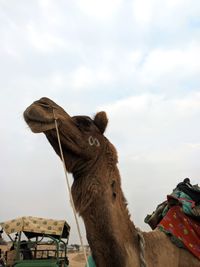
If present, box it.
[0,216,70,238]
[158,206,200,260]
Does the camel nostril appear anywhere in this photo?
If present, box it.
[39,103,51,108]
[113,192,117,199]
[25,108,41,122]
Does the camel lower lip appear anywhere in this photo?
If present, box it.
[27,121,56,133]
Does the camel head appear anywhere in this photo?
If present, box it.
[23,97,113,177]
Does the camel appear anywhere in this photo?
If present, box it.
[24,97,200,267]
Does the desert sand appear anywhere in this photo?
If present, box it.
[68,252,86,267]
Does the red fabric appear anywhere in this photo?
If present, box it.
[158,206,200,260]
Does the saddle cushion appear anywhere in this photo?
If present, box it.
[158,206,200,260]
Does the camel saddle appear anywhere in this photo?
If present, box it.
[158,206,200,260]
[145,182,200,230]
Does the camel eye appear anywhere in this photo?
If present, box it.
[75,117,92,130]
[84,119,92,127]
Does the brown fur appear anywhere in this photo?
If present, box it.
[24,97,200,267]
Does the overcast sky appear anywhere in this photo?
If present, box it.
[1,0,200,244]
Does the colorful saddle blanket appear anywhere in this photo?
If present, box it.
[158,206,200,260]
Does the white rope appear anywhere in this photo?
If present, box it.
[53,109,89,267]
[136,227,147,267]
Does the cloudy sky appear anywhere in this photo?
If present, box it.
[1,0,200,244]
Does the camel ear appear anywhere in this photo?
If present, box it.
[94,111,108,134]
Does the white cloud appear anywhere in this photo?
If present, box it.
[175,92,200,116]
[77,0,122,21]
[132,0,200,30]
[129,50,143,64]
[38,0,51,9]
[68,66,93,89]
[4,46,21,60]
[102,93,163,115]
[68,65,114,90]
[132,0,155,27]
[50,72,66,88]
[101,92,200,158]
[128,50,143,71]
[186,143,200,150]
[26,23,65,52]
[37,0,64,26]
[137,42,200,86]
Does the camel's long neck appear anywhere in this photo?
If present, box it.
[71,163,140,267]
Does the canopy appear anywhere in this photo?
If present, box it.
[0,216,70,239]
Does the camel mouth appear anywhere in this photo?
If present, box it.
[24,103,56,133]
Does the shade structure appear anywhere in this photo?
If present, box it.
[0,216,70,239]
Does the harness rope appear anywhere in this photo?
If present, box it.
[136,227,148,267]
[53,109,89,267]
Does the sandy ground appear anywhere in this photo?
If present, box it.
[68,252,88,267]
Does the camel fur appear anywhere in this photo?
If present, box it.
[24,97,200,267]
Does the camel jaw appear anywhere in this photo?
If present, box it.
[24,118,56,133]
[24,98,57,133]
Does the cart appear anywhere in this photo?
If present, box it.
[0,216,70,267]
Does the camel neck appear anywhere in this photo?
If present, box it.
[71,170,139,267]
